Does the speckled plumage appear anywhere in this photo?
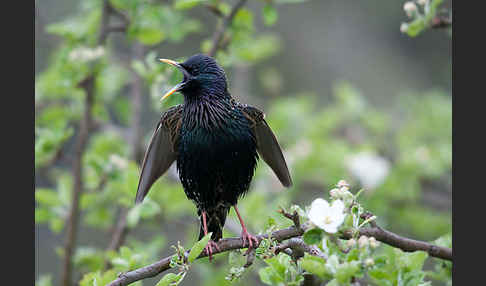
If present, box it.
[135,54,292,242]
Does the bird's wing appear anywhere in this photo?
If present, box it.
[135,105,183,203]
[241,105,293,187]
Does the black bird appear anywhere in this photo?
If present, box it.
[135,54,292,259]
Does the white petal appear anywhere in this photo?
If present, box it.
[328,214,345,229]
[308,198,329,228]
[330,200,345,214]
[312,198,330,210]
[323,224,338,233]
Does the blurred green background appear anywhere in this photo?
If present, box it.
[35,0,451,285]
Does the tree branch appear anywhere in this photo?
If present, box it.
[107,226,304,286]
[342,226,452,261]
[61,75,95,286]
[207,0,248,57]
[60,1,125,285]
[108,215,452,286]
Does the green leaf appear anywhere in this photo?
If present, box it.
[35,189,61,206]
[156,272,186,286]
[275,0,309,3]
[406,19,426,37]
[126,204,143,228]
[187,232,212,263]
[303,228,324,245]
[174,0,206,10]
[368,268,392,281]
[228,250,246,267]
[335,261,361,283]
[259,267,280,285]
[36,275,53,286]
[136,28,166,45]
[262,4,278,26]
[301,254,330,280]
[126,199,161,228]
[396,250,428,272]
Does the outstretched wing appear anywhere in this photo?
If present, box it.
[135,105,183,204]
[241,105,293,187]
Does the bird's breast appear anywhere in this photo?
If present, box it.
[175,103,259,205]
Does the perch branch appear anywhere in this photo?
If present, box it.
[108,214,452,286]
[107,226,305,286]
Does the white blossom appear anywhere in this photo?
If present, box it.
[329,188,340,198]
[417,0,428,6]
[308,198,346,234]
[400,23,409,33]
[69,46,105,62]
[109,154,128,169]
[347,152,390,190]
[365,258,375,267]
[404,2,418,17]
[337,180,350,190]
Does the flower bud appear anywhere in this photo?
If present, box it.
[329,188,339,198]
[358,235,369,248]
[417,0,428,6]
[369,237,380,249]
[365,258,374,267]
[109,154,128,169]
[337,180,350,189]
[400,23,409,33]
[346,239,356,248]
[403,2,418,18]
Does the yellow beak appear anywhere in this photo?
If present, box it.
[159,58,183,101]
[159,58,179,67]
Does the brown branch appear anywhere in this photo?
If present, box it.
[105,42,145,261]
[108,226,305,286]
[342,226,452,261]
[61,75,95,286]
[207,0,248,57]
[274,237,327,261]
[205,4,225,18]
[107,216,452,286]
[60,1,125,285]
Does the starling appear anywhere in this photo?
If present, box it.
[135,54,292,259]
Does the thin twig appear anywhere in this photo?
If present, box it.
[274,237,327,261]
[207,0,248,57]
[205,4,225,18]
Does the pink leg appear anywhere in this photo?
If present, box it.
[234,206,259,251]
[202,211,219,261]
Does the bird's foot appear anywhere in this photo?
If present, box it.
[240,230,260,254]
[204,240,220,261]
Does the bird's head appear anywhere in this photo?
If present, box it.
[159,54,228,102]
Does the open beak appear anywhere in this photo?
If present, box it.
[159,58,190,101]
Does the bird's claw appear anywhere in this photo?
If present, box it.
[204,240,220,261]
[241,230,259,255]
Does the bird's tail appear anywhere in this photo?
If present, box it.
[199,207,230,241]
